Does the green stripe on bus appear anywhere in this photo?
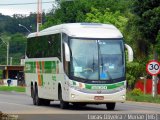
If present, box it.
[52,61,56,74]
[107,81,124,89]
[85,81,124,90]
[44,61,52,73]
[25,62,36,73]
[41,74,44,86]
[39,61,42,73]
[25,61,58,74]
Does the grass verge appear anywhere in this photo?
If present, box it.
[0,86,25,92]
[127,92,160,104]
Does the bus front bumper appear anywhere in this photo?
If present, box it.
[66,88,126,103]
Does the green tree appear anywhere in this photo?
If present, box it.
[85,8,128,32]
[0,12,46,34]
[0,33,26,65]
[42,0,131,29]
[128,0,160,58]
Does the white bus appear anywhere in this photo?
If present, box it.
[25,23,133,110]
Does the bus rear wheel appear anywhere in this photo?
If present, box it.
[32,88,36,105]
[106,102,116,110]
[43,99,50,106]
[33,85,43,106]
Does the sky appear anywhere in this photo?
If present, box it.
[0,0,54,16]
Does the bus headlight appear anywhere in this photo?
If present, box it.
[71,94,75,98]
[122,95,125,99]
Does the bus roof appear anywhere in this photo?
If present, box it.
[27,23,123,39]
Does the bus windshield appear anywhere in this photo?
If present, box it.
[70,38,125,81]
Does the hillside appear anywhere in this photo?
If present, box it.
[0,13,43,65]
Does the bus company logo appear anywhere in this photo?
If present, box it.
[97,90,102,94]
[92,86,107,90]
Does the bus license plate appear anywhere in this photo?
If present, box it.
[94,96,104,100]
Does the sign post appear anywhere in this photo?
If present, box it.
[146,60,160,97]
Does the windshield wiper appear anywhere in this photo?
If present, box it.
[92,55,95,71]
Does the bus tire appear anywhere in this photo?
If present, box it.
[32,88,36,105]
[59,87,69,109]
[43,99,50,106]
[34,85,43,106]
[72,103,87,107]
[32,84,50,106]
[106,102,116,110]
[31,82,34,98]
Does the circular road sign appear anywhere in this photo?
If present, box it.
[146,60,160,75]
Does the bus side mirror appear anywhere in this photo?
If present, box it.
[125,44,133,62]
[64,42,70,62]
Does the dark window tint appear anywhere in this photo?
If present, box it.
[26,34,61,60]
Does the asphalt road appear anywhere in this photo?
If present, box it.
[0,91,160,120]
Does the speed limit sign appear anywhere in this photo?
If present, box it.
[146,60,160,75]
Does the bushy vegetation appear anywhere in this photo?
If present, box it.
[126,61,146,89]
[0,111,18,120]
[130,88,143,96]
[127,91,160,103]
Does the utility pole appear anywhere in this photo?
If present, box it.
[37,0,42,33]
[140,76,147,94]
[152,76,157,97]
[7,42,9,65]
[146,57,159,98]
[10,57,12,65]
[152,50,158,97]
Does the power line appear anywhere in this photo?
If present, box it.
[0,1,54,6]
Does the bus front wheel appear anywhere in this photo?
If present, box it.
[106,102,116,110]
[72,103,87,107]
[59,87,69,109]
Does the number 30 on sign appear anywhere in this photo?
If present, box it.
[146,60,160,75]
